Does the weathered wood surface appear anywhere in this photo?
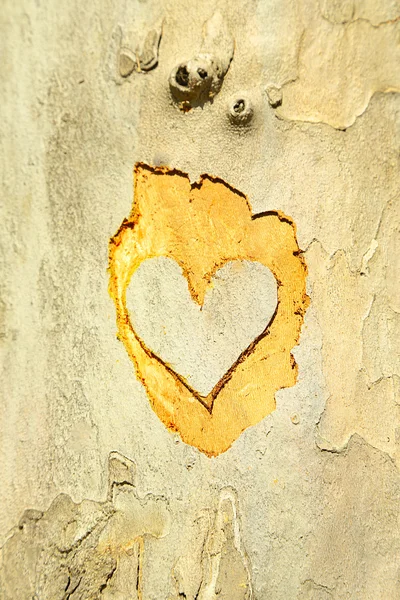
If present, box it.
[1,0,400,597]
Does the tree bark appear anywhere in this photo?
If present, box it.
[1,0,399,598]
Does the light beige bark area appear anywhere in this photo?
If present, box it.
[276,15,400,128]
[1,0,400,598]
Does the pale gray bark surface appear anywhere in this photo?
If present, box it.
[1,0,400,598]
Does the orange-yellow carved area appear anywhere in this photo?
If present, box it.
[109,164,309,456]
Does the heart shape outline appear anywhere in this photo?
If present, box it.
[126,257,279,402]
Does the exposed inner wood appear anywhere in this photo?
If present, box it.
[109,163,309,456]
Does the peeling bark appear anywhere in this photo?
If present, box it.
[1,0,399,597]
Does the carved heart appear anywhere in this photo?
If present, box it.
[109,164,309,456]
[126,257,278,397]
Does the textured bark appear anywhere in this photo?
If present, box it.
[1,0,399,598]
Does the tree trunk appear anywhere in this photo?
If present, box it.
[1,0,399,598]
